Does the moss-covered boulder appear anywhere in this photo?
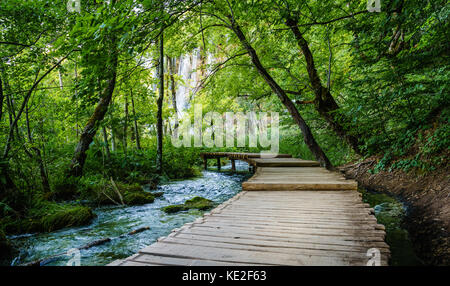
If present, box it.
[162,196,214,214]
[1,204,96,234]
[123,192,154,205]
[163,205,186,214]
[184,197,214,210]
[83,180,155,206]
[39,206,96,232]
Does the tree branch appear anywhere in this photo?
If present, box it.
[2,51,72,159]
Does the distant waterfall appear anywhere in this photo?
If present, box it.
[176,48,200,114]
[145,48,215,130]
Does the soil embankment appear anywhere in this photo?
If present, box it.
[340,157,449,265]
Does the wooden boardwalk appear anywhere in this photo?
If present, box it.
[109,153,390,266]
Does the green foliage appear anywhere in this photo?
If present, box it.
[0,228,12,258]
[162,196,214,214]
[39,206,95,232]
[77,176,155,206]
[1,200,95,234]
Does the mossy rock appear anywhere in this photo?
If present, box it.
[184,197,214,210]
[162,196,214,214]
[163,205,187,214]
[123,192,154,205]
[117,183,155,205]
[84,181,155,206]
[117,182,143,193]
[1,205,96,234]
[39,206,96,232]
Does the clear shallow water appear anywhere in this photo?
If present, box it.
[8,162,251,266]
[360,189,423,266]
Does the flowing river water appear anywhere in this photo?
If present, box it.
[6,162,421,266]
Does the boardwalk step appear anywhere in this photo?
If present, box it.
[249,158,320,167]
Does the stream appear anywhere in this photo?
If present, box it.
[8,162,250,266]
[6,162,421,266]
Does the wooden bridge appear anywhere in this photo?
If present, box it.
[109,152,390,266]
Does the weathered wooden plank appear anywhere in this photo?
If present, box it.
[186,225,386,242]
[248,158,321,167]
[206,212,378,224]
[243,168,358,191]
[212,210,376,219]
[133,253,255,266]
[207,208,376,219]
[173,233,389,253]
[160,237,389,260]
[177,227,388,248]
[243,182,358,191]
[187,221,386,238]
[140,241,387,266]
[219,203,373,211]
[176,228,386,250]
[119,260,156,266]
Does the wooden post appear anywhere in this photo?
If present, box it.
[217,157,221,171]
[231,159,236,172]
[203,157,207,170]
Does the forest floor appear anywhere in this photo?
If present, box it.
[340,157,450,265]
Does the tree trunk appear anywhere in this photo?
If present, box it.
[230,20,333,169]
[156,28,164,174]
[168,56,178,136]
[0,164,16,201]
[7,94,20,140]
[285,18,362,155]
[0,74,16,197]
[102,126,111,160]
[0,74,4,123]
[123,94,129,154]
[197,45,206,79]
[74,62,80,137]
[2,54,69,160]
[0,68,20,141]
[25,103,51,193]
[111,127,116,152]
[67,49,118,177]
[130,90,141,150]
[58,69,64,90]
[109,103,116,152]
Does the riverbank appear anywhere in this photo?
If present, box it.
[340,157,450,265]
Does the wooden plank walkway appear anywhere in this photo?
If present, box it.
[109,153,390,266]
[243,167,358,191]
